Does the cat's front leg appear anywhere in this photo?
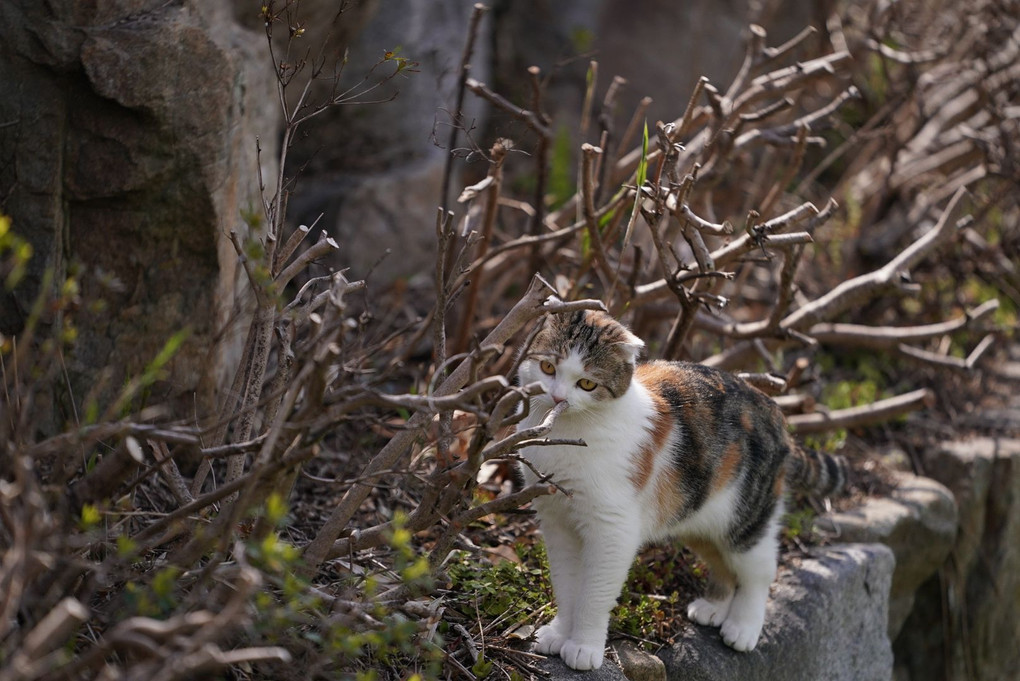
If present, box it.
[559,528,643,671]
[534,514,583,656]
[534,617,570,656]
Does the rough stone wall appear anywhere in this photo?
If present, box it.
[660,544,895,681]
[827,471,958,638]
[0,0,279,420]
[894,437,1020,681]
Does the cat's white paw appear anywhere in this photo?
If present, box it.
[720,616,763,652]
[534,623,569,656]
[559,640,604,670]
[687,596,732,627]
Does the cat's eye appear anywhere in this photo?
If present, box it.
[577,378,597,391]
[539,360,556,375]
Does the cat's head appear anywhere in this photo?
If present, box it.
[519,309,644,413]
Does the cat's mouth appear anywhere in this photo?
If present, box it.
[536,394,568,412]
[541,397,571,419]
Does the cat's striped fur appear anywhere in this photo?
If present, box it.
[517,309,846,670]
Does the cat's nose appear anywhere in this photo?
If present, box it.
[551,393,567,404]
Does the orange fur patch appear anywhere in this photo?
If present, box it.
[653,466,684,526]
[712,441,743,492]
[773,472,785,498]
[636,363,713,427]
[687,537,736,593]
[740,408,754,432]
[630,392,673,491]
[630,444,655,492]
[635,362,680,388]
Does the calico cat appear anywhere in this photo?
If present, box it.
[516,309,846,671]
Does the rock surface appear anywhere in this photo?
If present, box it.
[0,0,278,416]
[824,471,957,636]
[894,437,1020,681]
[661,544,895,681]
[612,640,666,681]
[539,543,895,681]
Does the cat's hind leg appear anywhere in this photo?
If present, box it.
[685,538,737,627]
[718,532,778,652]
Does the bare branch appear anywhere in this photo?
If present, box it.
[150,440,194,506]
[782,188,971,330]
[898,333,997,371]
[274,230,340,289]
[302,275,602,575]
[787,388,936,434]
[440,2,490,212]
[465,78,552,139]
[807,299,999,348]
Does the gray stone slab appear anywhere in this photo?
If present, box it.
[659,544,894,681]
[538,543,894,681]
[824,471,957,636]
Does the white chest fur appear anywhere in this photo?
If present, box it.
[518,381,656,536]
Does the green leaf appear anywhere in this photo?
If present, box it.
[115,327,192,414]
[621,120,649,250]
[148,328,190,375]
[79,504,101,530]
[472,655,493,679]
[401,556,429,583]
[152,566,181,601]
[549,125,575,208]
[265,492,288,527]
[117,534,138,558]
[636,120,649,187]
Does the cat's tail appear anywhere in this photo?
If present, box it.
[786,446,849,497]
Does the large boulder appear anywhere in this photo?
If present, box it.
[0,1,279,420]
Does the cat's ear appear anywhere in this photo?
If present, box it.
[615,329,645,362]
